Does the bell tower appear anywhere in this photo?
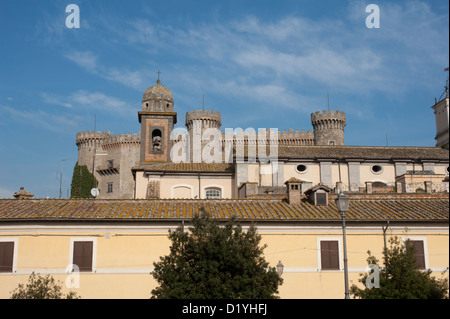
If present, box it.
[138,74,177,163]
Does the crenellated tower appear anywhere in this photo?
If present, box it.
[76,130,111,172]
[185,109,222,161]
[311,110,346,146]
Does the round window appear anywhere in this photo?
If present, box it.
[371,165,383,174]
[296,164,308,173]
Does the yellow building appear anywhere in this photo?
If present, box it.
[0,190,448,299]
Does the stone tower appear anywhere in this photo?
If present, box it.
[311,110,346,146]
[185,109,222,162]
[138,79,177,163]
[432,91,449,149]
[76,130,111,172]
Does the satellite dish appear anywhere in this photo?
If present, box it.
[91,188,100,198]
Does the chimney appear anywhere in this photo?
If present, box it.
[285,178,303,205]
[13,187,34,200]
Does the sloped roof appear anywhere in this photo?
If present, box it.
[234,145,449,161]
[0,194,448,223]
[134,162,235,173]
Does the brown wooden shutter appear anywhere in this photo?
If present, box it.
[321,241,339,270]
[0,242,14,273]
[73,241,93,272]
[410,240,425,270]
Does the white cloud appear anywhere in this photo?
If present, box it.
[40,92,73,108]
[64,51,98,73]
[69,90,134,114]
[2,106,80,133]
[64,50,145,90]
[61,2,448,115]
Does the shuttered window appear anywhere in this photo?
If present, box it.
[407,240,426,270]
[316,193,327,205]
[0,242,14,273]
[73,241,93,272]
[320,241,339,270]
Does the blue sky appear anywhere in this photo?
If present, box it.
[0,0,448,199]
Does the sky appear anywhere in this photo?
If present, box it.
[0,0,448,199]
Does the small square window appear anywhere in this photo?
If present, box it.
[107,160,114,169]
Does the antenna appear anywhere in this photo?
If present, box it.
[327,90,330,111]
[438,67,449,101]
[202,92,205,111]
[91,114,97,190]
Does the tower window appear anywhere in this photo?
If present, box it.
[151,129,163,152]
[329,141,335,146]
[107,183,113,193]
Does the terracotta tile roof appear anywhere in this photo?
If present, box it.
[235,145,449,160]
[134,162,235,173]
[0,194,448,222]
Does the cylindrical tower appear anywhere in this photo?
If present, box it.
[311,110,346,146]
[185,109,222,161]
[75,131,111,172]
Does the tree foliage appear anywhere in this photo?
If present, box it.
[10,272,80,299]
[151,213,283,299]
[350,236,449,299]
[70,162,98,198]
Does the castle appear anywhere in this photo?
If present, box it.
[75,78,449,199]
[1,77,448,300]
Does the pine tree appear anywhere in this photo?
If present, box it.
[70,162,98,198]
[350,236,449,299]
[151,212,283,299]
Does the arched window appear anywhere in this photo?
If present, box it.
[205,188,221,199]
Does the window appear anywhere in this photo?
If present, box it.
[72,241,93,272]
[316,193,327,205]
[371,165,383,174]
[320,241,339,270]
[295,164,308,174]
[0,241,14,273]
[291,184,299,190]
[107,160,114,169]
[406,240,426,270]
[205,188,221,199]
[329,141,335,146]
[107,182,113,193]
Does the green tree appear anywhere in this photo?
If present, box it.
[70,162,98,198]
[350,236,449,299]
[151,212,283,299]
[10,272,80,299]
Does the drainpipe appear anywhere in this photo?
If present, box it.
[382,220,390,274]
